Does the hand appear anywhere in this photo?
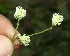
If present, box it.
[0,14,21,56]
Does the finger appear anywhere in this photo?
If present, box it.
[0,35,13,56]
[0,14,15,40]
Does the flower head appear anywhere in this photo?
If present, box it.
[14,6,26,20]
[52,13,64,26]
[18,34,30,46]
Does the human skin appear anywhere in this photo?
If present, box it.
[0,14,21,56]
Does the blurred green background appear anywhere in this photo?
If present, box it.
[0,0,70,56]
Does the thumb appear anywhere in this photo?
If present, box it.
[0,14,15,40]
[0,35,13,56]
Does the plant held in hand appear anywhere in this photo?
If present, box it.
[13,6,64,46]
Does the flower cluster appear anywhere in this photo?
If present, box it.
[13,6,64,47]
[14,6,26,20]
[18,34,31,46]
[52,13,64,26]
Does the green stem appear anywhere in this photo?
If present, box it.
[28,27,52,37]
[15,19,20,31]
[12,19,20,40]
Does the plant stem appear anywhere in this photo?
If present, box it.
[15,19,20,31]
[28,27,52,37]
[12,19,20,40]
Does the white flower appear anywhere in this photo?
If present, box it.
[14,6,26,20]
[18,34,30,46]
[52,13,64,26]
